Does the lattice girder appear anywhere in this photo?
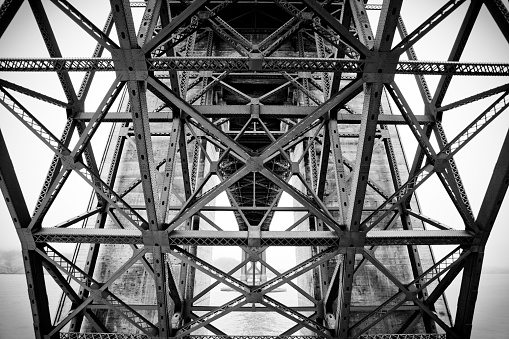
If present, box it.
[0,0,508,338]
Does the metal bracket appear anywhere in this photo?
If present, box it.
[246,291,263,303]
[245,246,263,261]
[404,284,419,302]
[248,53,263,71]
[209,161,218,174]
[142,230,170,247]
[199,70,213,78]
[298,72,311,79]
[291,161,300,174]
[433,153,448,173]
[250,102,260,118]
[113,48,148,81]
[301,12,313,21]
[246,156,263,172]
[197,11,211,20]
[90,282,109,299]
[338,231,366,247]
[17,228,36,250]
[363,51,398,84]
[60,151,84,171]
[247,226,261,247]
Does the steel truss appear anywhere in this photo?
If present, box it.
[0,0,508,339]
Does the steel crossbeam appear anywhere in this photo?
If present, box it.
[1,57,509,75]
[385,82,477,234]
[0,85,149,230]
[31,228,474,246]
[1,0,509,338]
[50,0,119,53]
[0,78,70,108]
[74,108,434,123]
[454,127,509,337]
[110,1,175,336]
[57,335,447,339]
[361,89,509,232]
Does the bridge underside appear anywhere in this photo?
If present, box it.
[0,0,508,338]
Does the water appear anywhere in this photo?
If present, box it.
[0,274,61,338]
[1,274,508,338]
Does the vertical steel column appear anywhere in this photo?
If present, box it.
[336,1,403,337]
[0,128,54,338]
[110,0,173,335]
[454,128,509,337]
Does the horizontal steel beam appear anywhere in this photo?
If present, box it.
[74,108,434,123]
[32,229,474,246]
[58,333,446,339]
[86,303,415,313]
[133,206,390,211]
[1,57,508,75]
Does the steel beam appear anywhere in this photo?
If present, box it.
[32,228,474,246]
[74,108,435,123]
[0,127,54,338]
[50,0,119,53]
[454,126,509,337]
[0,0,24,39]
[1,1,508,337]
[337,2,402,335]
[110,1,172,336]
[302,0,369,56]
[1,57,509,75]
[484,0,509,44]
[392,0,467,55]
[0,78,70,108]
[432,0,482,107]
[142,0,211,53]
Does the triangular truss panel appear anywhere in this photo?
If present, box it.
[0,0,508,338]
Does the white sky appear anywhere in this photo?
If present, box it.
[0,0,508,278]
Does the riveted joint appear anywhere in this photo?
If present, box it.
[300,12,313,21]
[250,102,260,119]
[209,161,219,174]
[247,226,261,247]
[433,153,449,173]
[245,291,263,303]
[248,53,263,71]
[363,51,398,83]
[404,284,418,301]
[469,244,485,253]
[246,156,263,172]
[142,230,170,247]
[197,11,211,21]
[338,232,366,247]
[91,282,109,299]
[60,150,83,171]
[298,72,311,79]
[17,228,36,250]
[291,161,300,174]
[113,48,148,81]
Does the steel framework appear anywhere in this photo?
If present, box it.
[0,0,508,338]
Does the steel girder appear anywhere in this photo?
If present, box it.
[0,0,508,338]
[1,57,509,74]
